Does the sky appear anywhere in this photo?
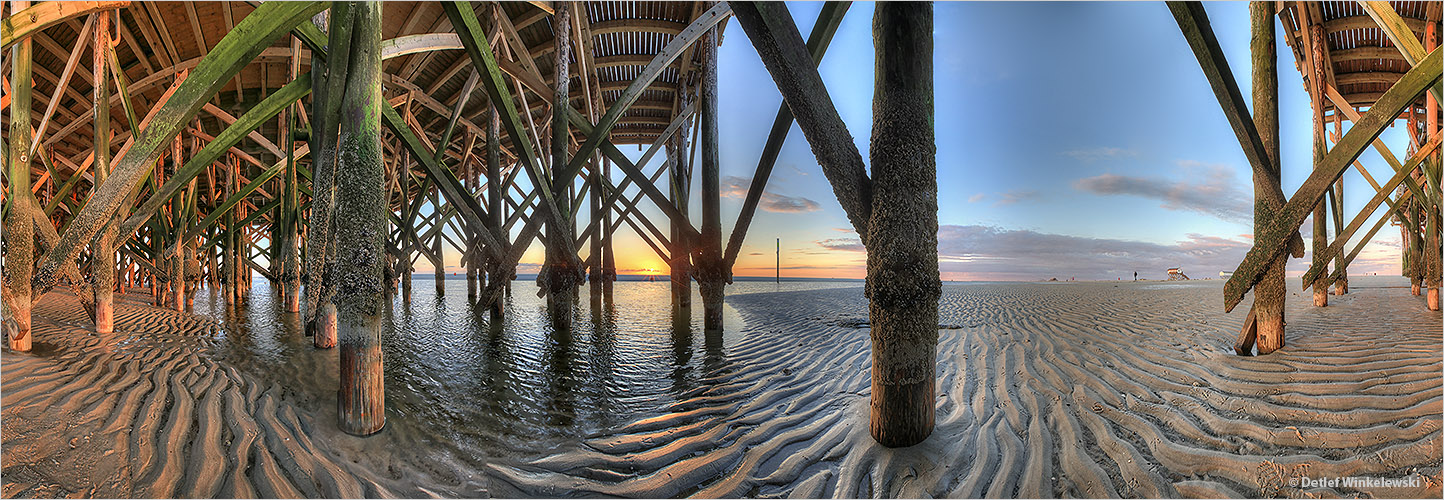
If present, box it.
[424,1,1419,282]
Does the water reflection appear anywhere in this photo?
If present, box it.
[189,277,858,462]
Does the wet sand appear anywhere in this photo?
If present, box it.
[3,277,1440,498]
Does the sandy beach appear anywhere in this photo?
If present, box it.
[3,277,1440,498]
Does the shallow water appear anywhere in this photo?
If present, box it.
[6,276,1439,498]
[188,279,859,470]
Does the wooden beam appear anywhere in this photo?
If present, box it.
[30,1,327,296]
[1322,14,1426,35]
[1223,45,1441,312]
[725,1,849,269]
[556,2,732,201]
[731,1,874,242]
[119,76,310,251]
[29,15,96,159]
[1301,134,1440,287]
[1167,1,1306,259]
[1,0,130,49]
[588,19,687,36]
[1360,1,1443,103]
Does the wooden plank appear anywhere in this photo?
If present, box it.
[1,0,129,49]
[1223,46,1441,312]
[1360,1,1443,103]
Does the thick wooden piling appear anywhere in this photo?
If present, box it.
[305,10,339,347]
[333,1,386,436]
[91,10,116,334]
[5,0,35,351]
[866,2,938,448]
[696,16,726,332]
[1249,2,1286,354]
[545,2,578,330]
[1307,23,1329,308]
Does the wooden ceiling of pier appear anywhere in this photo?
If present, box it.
[7,1,716,212]
[1279,1,1438,120]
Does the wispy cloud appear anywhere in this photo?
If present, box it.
[1062,147,1138,163]
[968,193,986,203]
[805,223,1403,280]
[1072,160,1251,223]
[722,176,822,213]
[817,224,1252,280]
[817,238,866,252]
[995,190,1040,206]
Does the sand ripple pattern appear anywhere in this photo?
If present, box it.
[488,280,1442,498]
[1,294,411,498]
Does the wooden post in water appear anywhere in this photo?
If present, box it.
[669,129,693,310]
[1248,2,1286,354]
[5,0,35,351]
[307,10,339,348]
[432,187,445,297]
[281,72,302,313]
[602,158,617,298]
[589,154,604,305]
[334,1,385,436]
[866,2,938,447]
[545,2,578,330]
[696,15,726,332]
[484,107,506,321]
[92,10,116,334]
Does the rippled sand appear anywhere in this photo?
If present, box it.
[3,278,1440,498]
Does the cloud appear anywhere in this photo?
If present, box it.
[814,224,1255,280]
[968,193,986,203]
[936,225,1257,280]
[748,252,764,256]
[1072,161,1252,223]
[803,223,1403,281]
[817,238,866,252]
[721,176,822,213]
[1062,147,1138,163]
[995,190,1040,206]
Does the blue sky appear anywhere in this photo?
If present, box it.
[439,1,1416,282]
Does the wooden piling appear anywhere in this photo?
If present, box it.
[1426,20,1441,311]
[545,2,577,330]
[669,132,692,310]
[867,2,938,448]
[92,10,116,334]
[332,1,386,436]
[484,107,506,321]
[5,0,35,352]
[1306,23,1328,308]
[696,14,726,332]
[432,187,445,297]
[1250,2,1286,354]
[304,10,339,347]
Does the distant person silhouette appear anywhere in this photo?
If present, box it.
[1134,271,1138,281]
